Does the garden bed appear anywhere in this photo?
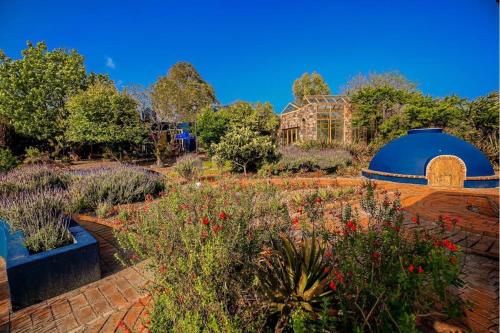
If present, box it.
[0,219,100,309]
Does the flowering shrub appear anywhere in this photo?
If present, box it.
[173,154,202,180]
[0,188,72,253]
[282,182,464,331]
[0,164,70,195]
[115,182,290,332]
[69,164,164,213]
[265,145,352,175]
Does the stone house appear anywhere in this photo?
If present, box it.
[278,95,353,145]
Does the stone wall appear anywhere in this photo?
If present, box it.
[279,98,353,144]
[279,104,317,141]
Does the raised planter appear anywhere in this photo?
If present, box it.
[0,220,100,309]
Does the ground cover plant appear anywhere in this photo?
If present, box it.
[173,153,202,180]
[116,180,464,332]
[0,163,164,253]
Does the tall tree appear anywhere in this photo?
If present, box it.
[152,62,216,125]
[292,71,331,102]
[342,71,417,95]
[66,82,145,159]
[0,41,87,152]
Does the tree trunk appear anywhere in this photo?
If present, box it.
[243,164,247,176]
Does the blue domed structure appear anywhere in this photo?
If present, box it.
[362,128,498,188]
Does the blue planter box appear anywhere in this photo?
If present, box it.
[0,220,101,309]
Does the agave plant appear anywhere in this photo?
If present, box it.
[256,234,336,331]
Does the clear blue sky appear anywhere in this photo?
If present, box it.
[0,0,498,112]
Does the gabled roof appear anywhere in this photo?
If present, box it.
[280,95,349,114]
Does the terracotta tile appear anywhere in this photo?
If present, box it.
[69,294,89,310]
[56,314,79,333]
[91,300,114,317]
[74,305,97,326]
[52,300,72,319]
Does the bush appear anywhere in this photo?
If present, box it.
[173,154,202,180]
[23,147,46,164]
[213,126,276,175]
[0,164,70,195]
[0,188,72,253]
[0,148,18,173]
[269,145,352,174]
[276,182,464,331]
[69,164,164,213]
[116,182,290,332]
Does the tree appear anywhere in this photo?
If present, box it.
[342,71,417,95]
[0,41,87,151]
[152,62,216,125]
[213,126,275,175]
[196,101,280,151]
[292,71,330,102]
[66,82,145,159]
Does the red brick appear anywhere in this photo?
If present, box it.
[69,293,88,310]
[56,313,79,332]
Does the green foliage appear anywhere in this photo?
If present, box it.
[0,148,18,172]
[152,62,217,125]
[23,147,45,164]
[66,82,146,149]
[255,234,335,331]
[343,71,417,95]
[213,126,276,175]
[267,145,352,175]
[115,182,290,332]
[196,101,279,150]
[0,41,87,146]
[173,154,202,180]
[292,71,331,102]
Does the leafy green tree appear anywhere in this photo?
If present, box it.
[197,101,279,150]
[66,82,145,158]
[213,126,276,175]
[292,72,331,102]
[152,62,216,125]
[0,41,87,151]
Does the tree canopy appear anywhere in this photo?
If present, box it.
[0,41,87,145]
[151,62,217,125]
[292,71,330,102]
[66,82,145,147]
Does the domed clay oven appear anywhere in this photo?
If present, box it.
[362,128,498,188]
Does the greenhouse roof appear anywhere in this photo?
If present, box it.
[280,95,349,114]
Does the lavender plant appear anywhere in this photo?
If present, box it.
[0,188,72,253]
[69,164,164,213]
[271,145,352,174]
[0,164,70,195]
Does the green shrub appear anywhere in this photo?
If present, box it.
[115,182,290,332]
[213,126,276,175]
[269,145,352,174]
[69,165,164,213]
[0,148,18,173]
[283,183,464,331]
[173,154,202,180]
[23,146,46,164]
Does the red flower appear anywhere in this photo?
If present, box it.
[408,264,415,273]
[411,216,419,224]
[329,281,337,291]
[333,271,345,283]
[202,217,209,225]
[325,250,333,258]
[418,266,424,274]
[323,266,330,274]
[346,221,357,232]
[442,239,458,252]
[218,212,227,220]
[212,225,223,233]
[372,251,381,261]
[315,197,322,204]
[291,217,299,225]
[297,207,303,214]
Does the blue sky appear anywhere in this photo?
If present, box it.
[0,0,498,112]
